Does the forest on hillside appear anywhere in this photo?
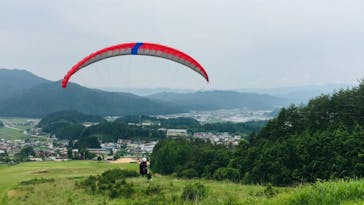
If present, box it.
[151,81,364,185]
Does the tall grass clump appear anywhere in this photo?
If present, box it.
[181,182,207,202]
[78,169,138,199]
[19,178,55,185]
[101,168,139,179]
[288,179,364,205]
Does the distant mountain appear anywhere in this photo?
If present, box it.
[0,69,50,101]
[0,81,186,118]
[238,84,355,104]
[99,87,195,96]
[2,69,337,118]
[105,84,354,105]
[148,91,289,110]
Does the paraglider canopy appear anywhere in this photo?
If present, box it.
[61,42,209,88]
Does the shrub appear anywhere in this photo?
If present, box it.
[101,169,139,181]
[263,183,277,198]
[177,168,199,179]
[79,169,137,199]
[213,167,240,182]
[80,175,97,185]
[181,182,207,202]
[109,179,134,199]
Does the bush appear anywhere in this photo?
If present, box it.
[101,169,139,181]
[79,175,97,193]
[181,182,207,202]
[109,179,134,199]
[263,183,277,198]
[177,168,198,179]
[213,167,240,182]
[79,169,137,199]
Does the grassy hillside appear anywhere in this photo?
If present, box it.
[1,161,364,205]
[0,161,136,204]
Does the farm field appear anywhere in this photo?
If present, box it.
[0,117,46,141]
[0,127,29,141]
[0,118,36,131]
[1,161,364,205]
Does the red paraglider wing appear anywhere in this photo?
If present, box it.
[62,42,209,88]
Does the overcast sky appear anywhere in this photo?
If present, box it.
[1,0,364,90]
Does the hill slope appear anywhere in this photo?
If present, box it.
[233,82,364,185]
[0,69,49,101]
[0,81,186,117]
[0,69,290,117]
[2,161,364,205]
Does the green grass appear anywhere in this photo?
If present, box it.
[0,161,137,204]
[2,161,364,205]
[0,118,33,130]
[0,127,29,140]
[286,179,364,205]
[0,161,283,205]
[0,117,48,141]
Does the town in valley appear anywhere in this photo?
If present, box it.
[0,109,270,163]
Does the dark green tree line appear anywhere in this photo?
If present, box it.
[151,139,236,181]
[151,81,364,185]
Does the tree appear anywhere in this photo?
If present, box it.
[0,150,10,162]
[15,146,35,161]
[67,139,73,159]
[74,136,100,150]
[151,139,232,179]
[234,81,364,185]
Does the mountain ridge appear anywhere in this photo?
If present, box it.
[0,69,299,117]
[0,80,186,117]
[0,68,50,101]
[148,90,289,110]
